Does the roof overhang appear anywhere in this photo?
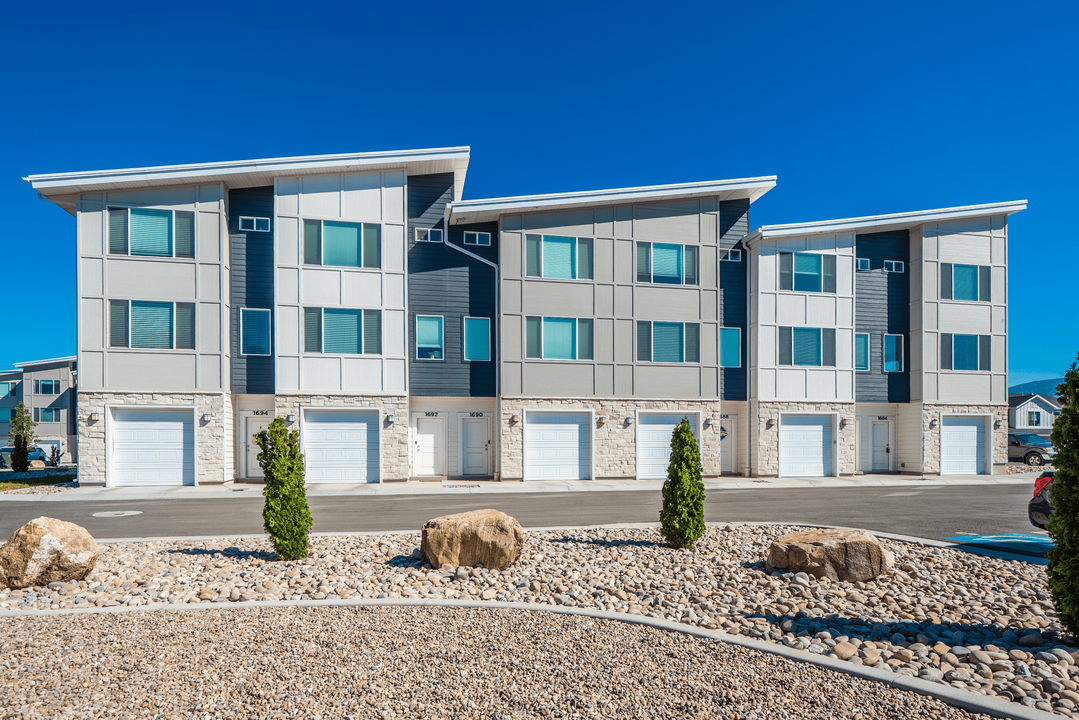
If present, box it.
[744,200,1028,247]
[446,176,776,226]
[26,147,472,217]
[0,370,22,378]
[12,356,77,369]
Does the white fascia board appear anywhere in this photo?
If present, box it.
[446,176,776,225]
[0,370,23,378]
[24,147,471,195]
[745,200,1028,246]
[12,355,77,368]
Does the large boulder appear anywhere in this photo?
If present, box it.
[0,517,100,589]
[421,509,524,571]
[765,528,894,582]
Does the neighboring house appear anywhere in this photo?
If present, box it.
[24,148,1024,484]
[1009,393,1060,436]
[0,358,78,462]
[0,369,22,448]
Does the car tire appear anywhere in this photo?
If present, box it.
[1026,453,1044,467]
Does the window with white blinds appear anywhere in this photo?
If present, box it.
[523,317,594,360]
[778,326,836,367]
[635,321,701,363]
[303,220,381,268]
[636,242,699,285]
[107,207,194,259]
[300,307,380,355]
[524,235,594,280]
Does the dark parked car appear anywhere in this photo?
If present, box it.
[1008,433,1056,466]
[1029,470,1055,529]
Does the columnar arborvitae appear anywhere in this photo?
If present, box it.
[1048,354,1079,636]
[660,417,706,549]
[7,403,35,473]
[255,418,313,560]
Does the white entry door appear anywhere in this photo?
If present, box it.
[414,417,444,476]
[245,416,270,478]
[524,412,591,480]
[637,413,698,479]
[871,421,889,471]
[941,416,985,475]
[461,417,490,475]
[779,415,832,477]
[111,408,194,486]
[720,417,737,474]
[304,410,380,483]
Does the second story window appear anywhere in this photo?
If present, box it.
[636,321,700,363]
[941,333,991,372]
[779,252,836,294]
[240,308,272,356]
[304,220,381,269]
[464,231,491,246]
[239,216,270,232]
[416,316,444,360]
[33,380,59,395]
[463,317,491,362]
[109,207,195,259]
[525,317,594,361]
[884,260,905,273]
[525,235,594,280]
[303,307,381,355]
[719,328,741,368]
[778,326,837,367]
[33,408,60,422]
[0,382,15,397]
[941,263,991,303]
[883,334,904,372]
[636,242,699,285]
[109,300,195,350]
[855,333,870,371]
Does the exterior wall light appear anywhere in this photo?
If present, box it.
[625,416,634,426]
[929,419,938,429]
[703,418,713,428]
[510,414,520,424]
[840,418,849,429]
[88,412,99,422]
[993,419,1002,429]
[385,414,395,424]
[202,413,213,422]
[286,414,296,423]
[597,415,608,425]
[766,419,776,429]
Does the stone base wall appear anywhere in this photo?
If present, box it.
[752,401,857,477]
[274,395,410,481]
[499,397,723,480]
[78,391,226,486]
[921,403,1008,474]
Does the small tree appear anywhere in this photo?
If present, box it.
[254,417,313,560]
[1048,354,1079,636]
[660,417,706,549]
[7,404,36,473]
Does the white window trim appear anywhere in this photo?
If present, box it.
[522,408,595,481]
[883,334,904,372]
[416,315,445,362]
[856,258,870,271]
[305,218,382,268]
[464,231,491,246]
[719,327,741,368]
[462,316,491,363]
[415,227,443,243]
[884,260,905,273]
[854,332,870,372]
[239,216,271,232]
[107,206,195,261]
[721,248,742,262]
[239,308,273,357]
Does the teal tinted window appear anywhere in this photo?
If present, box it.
[525,316,541,358]
[323,222,362,267]
[652,322,684,363]
[464,317,491,362]
[793,253,822,292]
[855,333,869,371]
[792,327,821,366]
[953,333,978,371]
[304,308,322,352]
[363,225,381,268]
[304,220,321,265]
[542,236,575,279]
[109,300,129,348]
[416,316,443,359]
[241,308,271,356]
[174,211,195,259]
[685,323,700,363]
[577,319,593,361]
[324,309,362,354]
[363,310,381,355]
[175,302,195,350]
[720,328,741,368]
[652,244,683,284]
[636,321,651,362]
[953,265,978,301]
[884,335,903,372]
[577,238,593,280]
[542,317,576,359]
[525,235,541,277]
[636,242,651,283]
[130,209,172,257]
[130,301,173,349]
[108,208,128,254]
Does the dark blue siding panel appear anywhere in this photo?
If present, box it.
[854,229,910,403]
[229,186,275,394]
[719,198,749,401]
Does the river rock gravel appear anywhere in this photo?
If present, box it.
[0,605,993,720]
[2,524,1076,716]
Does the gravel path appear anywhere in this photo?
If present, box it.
[0,481,78,495]
[0,605,993,720]
[3,524,1077,716]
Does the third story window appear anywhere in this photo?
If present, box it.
[856,258,870,271]
[304,219,381,269]
[240,308,272,356]
[721,248,743,262]
[463,317,491,362]
[525,317,594,361]
[109,207,195,259]
[239,216,271,232]
[526,235,593,280]
[464,231,491,246]
[884,260,905,273]
[883,334,904,372]
[719,327,741,368]
[779,252,837,293]
[636,242,699,285]
[778,326,837,367]
[108,300,195,350]
[0,381,15,397]
[855,333,870,371]
[940,333,991,372]
[941,263,991,302]
[33,380,59,395]
[636,321,701,363]
[33,408,59,423]
[415,228,443,243]
[303,307,381,355]
[416,316,444,360]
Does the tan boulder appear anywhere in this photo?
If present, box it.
[421,509,524,571]
[29,460,46,469]
[0,517,100,589]
[765,528,894,582]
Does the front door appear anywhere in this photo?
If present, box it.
[461,417,490,475]
[414,417,444,476]
[245,417,270,478]
[720,417,737,474]
[871,421,889,471]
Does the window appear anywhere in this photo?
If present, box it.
[464,231,491,246]
[108,207,195,259]
[883,334,904,372]
[415,228,443,243]
[108,300,194,350]
[635,321,701,363]
[779,252,837,293]
[0,382,14,397]
[0,409,11,423]
[416,316,444,360]
[778,327,837,367]
[33,408,59,423]
[722,248,743,262]
[855,333,870,371]
[239,216,271,232]
[302,307,380,355]
[856,258,870,271]
[635,242,699,285]
[1029,411,1041,427]
[884,260,905,273]
[303,219,381,269]
[525,235,593,280]
[940,333,991,371]
[463,317,491,362]
[34,380,59,395]
[240,308,272,356]
[719,328,741,368]
[524,317,594,360]
[940,263,991,302]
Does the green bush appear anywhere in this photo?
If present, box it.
[660,417,706,549]
[7,403,35,473]
[254,417,313,561]
[1048,354,1079,636]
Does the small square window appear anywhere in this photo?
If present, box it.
[722,248,743,262]
[464,231,491,246]
[884,260,904,273]
[416,228,443,243]
[239,216,271,232]
[856,258,870,271]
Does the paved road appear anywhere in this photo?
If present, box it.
[0,484,1036,543]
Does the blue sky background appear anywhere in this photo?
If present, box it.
[2,1,1075,385]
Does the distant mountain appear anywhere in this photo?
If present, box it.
[1009,378,1065,397]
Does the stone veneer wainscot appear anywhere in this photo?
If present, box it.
[920,403,1008,474]
[750,401,857,477]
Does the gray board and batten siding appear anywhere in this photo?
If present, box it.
[229,186,275,395]
[407,173,498,397]
[854,229,910,403]
[718,198,749,401]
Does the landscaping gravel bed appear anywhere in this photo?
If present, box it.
[0,605,992,719]
[3,524,1077,716]
[0,480,78,495]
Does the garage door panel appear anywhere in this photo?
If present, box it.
[940,416,985,475]
[779,415,832,477]
[111,409,195,487]
[637,414,698,479]
[304,410,379,483]
[524,413,590,481]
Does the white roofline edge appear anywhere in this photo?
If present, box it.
[12,356,78,368]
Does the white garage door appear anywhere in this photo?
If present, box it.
[111,409,194,486]
[524,412,590,480]
[940,416,985,475]
[304,410,380,483]
[779,415,832,477]
[638,413,698,479]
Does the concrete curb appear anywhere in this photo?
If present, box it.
[0,598,1055,720]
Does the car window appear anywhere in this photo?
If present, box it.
[1019,434,1051,446]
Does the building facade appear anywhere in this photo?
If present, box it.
[0,357,77,462]
[25,148,1024,485]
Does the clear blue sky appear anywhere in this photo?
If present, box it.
[2,2,1075,385]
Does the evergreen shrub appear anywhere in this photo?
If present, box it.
[255,417,313,560]
[8,403,35,473]
[1048,355,1079,636]
[660,417,706,549]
